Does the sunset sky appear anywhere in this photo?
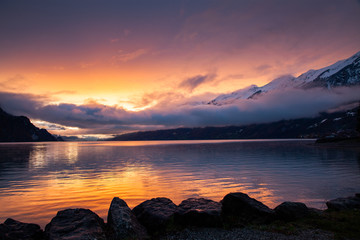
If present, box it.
[1,0,360,138]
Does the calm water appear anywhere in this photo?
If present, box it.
[0,140,359,228]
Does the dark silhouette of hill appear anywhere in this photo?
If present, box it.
[0,107,59,142]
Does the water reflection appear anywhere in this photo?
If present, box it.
[0,140,359,228]
[0,144,33,171]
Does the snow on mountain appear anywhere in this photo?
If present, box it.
[296,51,360,84]
[208,51,360,106]
[299,51,360,89]
[208,85,261,105]
[208,75,297,106]
[260,75,296,91]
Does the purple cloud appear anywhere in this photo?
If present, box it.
[178,74,217,92]
[1,86,359,135]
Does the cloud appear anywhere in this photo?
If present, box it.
[0,74,28,91]
[0,92,47,116]
[144,87,360,127]
[222,74,244,80]
[123,29,131,37]
[171,0,360,82]
[178,74,217,92]
[1,86,359,136]
[33,120,66,131]
[113,48,148,62]
[255,64,272,73]
[79,62,96,69]
[109,38,119,43]
[51,90,77,95]
[50,66,65,71]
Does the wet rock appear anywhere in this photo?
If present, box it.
[326,194,360,210]
[45,208,106,240]
[107,197,148,240]
[132,197,177,233]
[175,198,222,227]
[274,202,309,221]
[221,192,274,224]
[0,218,44,240]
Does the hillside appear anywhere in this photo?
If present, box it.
[0,107,59,142]
[110,106,359,141]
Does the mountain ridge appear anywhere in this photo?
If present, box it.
[208,51,360,105]
[0,107,59,142]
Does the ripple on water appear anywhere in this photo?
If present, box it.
[0,140,359,228]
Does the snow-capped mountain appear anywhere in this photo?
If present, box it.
[208,51,360,106]
[208,85,261,105]
[297,51,360,87]
[208,75,296,105]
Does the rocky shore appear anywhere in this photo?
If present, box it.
[1,192,360,240]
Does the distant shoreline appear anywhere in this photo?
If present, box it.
[0,138,316,144]
[314,137,360,148]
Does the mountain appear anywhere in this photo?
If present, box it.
[0,107,58,142]
[209,51,360,105]
[208,75,295,105]
[110,106,359,140]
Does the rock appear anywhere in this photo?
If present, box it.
[107,197,148,240]
[308,207,324,216]
[221,192,274,224]
[45,208,107,240]
[132,197,177,233]
[274,202,309,221]
[175,198,222,227]
[326,194,360,210]
[0,218,44,240]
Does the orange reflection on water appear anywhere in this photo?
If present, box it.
[0,141,313,228]
[0,165,279,228]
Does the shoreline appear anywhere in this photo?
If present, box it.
[1,192,359,240]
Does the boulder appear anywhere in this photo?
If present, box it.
[45,208,107,240]
[132,197,177,233]
[274,202,309,221]
[175,198,222,227]
[0,218,44,240]
[308,207,324,216]
[107,197,148,240]
[326,194,360,210]
[221,192,274,224]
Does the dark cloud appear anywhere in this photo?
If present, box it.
[1,86,359,135]
[0,92,46,116]
[178,74,216,92]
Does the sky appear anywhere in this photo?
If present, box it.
[1,0,360,138]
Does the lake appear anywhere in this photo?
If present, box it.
[0,140,359,228]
